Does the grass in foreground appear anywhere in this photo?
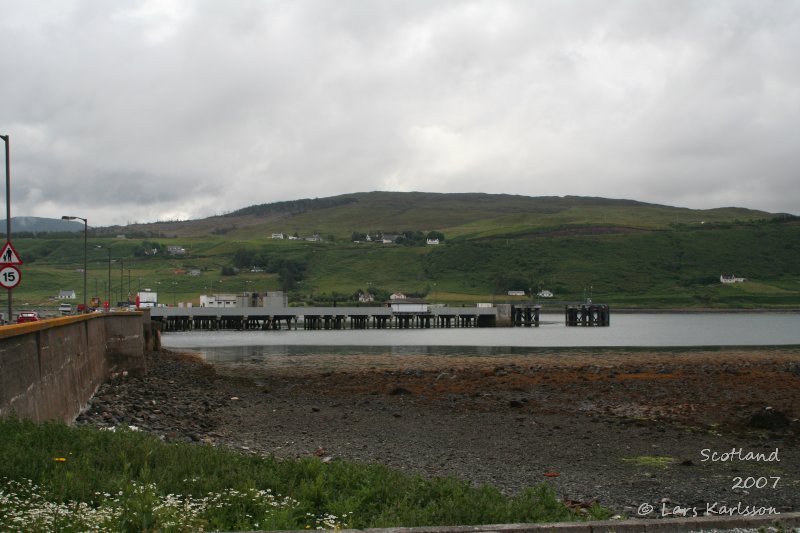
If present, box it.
[0,419,611,532]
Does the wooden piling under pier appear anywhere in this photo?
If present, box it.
[156,314,299,332]
[565,304,610,326]
[511,305,540,327]
[152,306,501,332]
[152,304,610,331]
[303,315,349,330]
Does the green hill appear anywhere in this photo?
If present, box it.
[95,192,776,240]
[7,192,800,310]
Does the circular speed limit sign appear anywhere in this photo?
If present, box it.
[0,265,21,289]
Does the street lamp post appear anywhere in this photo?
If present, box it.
[107,248,111,308]
[62,215,87,311]
[2,134,12,322]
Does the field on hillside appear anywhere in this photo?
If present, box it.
[7,216,800,312]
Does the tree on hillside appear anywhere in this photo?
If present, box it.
[427,231,445,242]
[268,259,306,291]
[232,248,256,269]
[134,241,165,257]
[395,230,426,246]
[494,274,530,294]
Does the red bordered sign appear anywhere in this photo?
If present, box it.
[0,264,21,289]
[0,241,23,265]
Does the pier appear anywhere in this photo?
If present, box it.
[150,304,547,332]
[564,303,610,326]
[151,303,610,331]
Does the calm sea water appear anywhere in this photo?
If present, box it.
[160,313,800,362]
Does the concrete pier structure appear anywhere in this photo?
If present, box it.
[565,303,611,326]
[148,303,560,332]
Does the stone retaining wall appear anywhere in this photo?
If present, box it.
[0,312,147,424]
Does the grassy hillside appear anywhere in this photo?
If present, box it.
[6,193,799,311]
[95,192,775,240]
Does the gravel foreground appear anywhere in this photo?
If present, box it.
[76,347,800,519]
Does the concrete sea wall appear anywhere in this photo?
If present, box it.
[0,312,148,424]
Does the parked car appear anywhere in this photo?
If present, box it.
[16,311,40,323]
[59,303,73,315]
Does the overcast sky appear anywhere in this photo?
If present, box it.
[2,1,799,227]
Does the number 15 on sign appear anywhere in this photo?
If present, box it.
[0,265,21,289]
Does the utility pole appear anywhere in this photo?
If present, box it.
[107,248,111,307]
[2,135,11,322]
[61,216,87,311]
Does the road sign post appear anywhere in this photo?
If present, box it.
[0,240,23,321]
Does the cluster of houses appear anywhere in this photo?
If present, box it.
[171,268,202,276]
[144,245,187,256]
[271,233,322,242]
[507,289,554,298]
[269,232,441,245]
[353,233,440,245]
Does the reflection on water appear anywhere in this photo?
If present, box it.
[197,343,575,363]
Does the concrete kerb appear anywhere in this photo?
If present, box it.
[240,512,800,533]
[0,311,145,340]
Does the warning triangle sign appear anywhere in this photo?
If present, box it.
[0,241,23,265]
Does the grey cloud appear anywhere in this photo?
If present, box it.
[1,0,798,225]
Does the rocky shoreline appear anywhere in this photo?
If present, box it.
[76,347,800,517]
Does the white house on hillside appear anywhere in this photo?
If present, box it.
[720,275,746,284]
[58,290,76,300]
